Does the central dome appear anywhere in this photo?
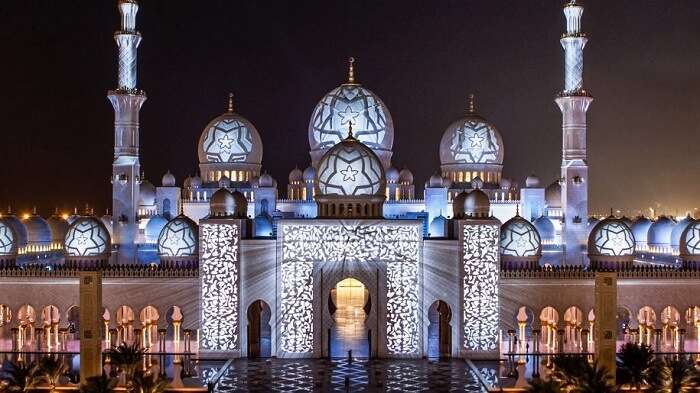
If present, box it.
[439,95,504,186]
[309,58,394,168]
[197,94,263,183]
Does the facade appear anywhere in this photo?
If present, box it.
[1,0,700,360]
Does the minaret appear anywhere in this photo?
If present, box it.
[108,0,146,264]
[555,0,592,266]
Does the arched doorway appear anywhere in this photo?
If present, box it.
[247,300,271,358]
[427,300,452,358]
[328,278,370,358]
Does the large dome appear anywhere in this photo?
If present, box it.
[680,221,700,257]
[158,215,198,258]
[588,217,635,257]
[500,216,542,258]
[439,95,504,185]
[647,216,675,248]
[631,216,653,246]
[1,213,27,248]
[545,181,562,209]
[316,131,386,197]
[47,213,69,244]
[0,221,16,256]
[534,216,555,241]
[139,180,156,206]
[145,215,168,244]
[197,94,263,181]
[22,213,52,246]
[64,216,111,257]
[309,58,393,168]
[671,215,695,248]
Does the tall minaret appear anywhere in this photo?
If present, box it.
[108,0,146,264]
[555,0,592,266]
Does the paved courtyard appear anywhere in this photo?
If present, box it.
[214,358,488,392]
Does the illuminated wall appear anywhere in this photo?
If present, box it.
[279,222,421,356]
[199,222,240,352]
[461,221,499,355]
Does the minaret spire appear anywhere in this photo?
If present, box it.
[108,0,146,264]
[347,57,356,84]
[555,0,593,266]
[227,93,235,113]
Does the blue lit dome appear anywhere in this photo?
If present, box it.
[588,217,635,257]
[288,167,303,183]
[0,213,28,248]
[680,221,700,258]
[162,171,176,187]
[258,173,276,188]
[139,180,156,206]
[0,221,17,256]
[647,216,675,248]
[671,215,695,249]
[22,213,52,246]
[545,181,562,209]
[428,173,444,188]
[47,213,69,244]
[158,215,198,258]
[316,134,385,197]
[254,214,273,237]
[145,215,168,244]
[309,60,394,169]
[302,166,316,182]
[525,174,541,188]
[500,216,542,258]
[64,216,111,257]
[439,95,504,185]
[398,168,414,185]
[386,167,400,184]
[534,216,555,241]
[631,216,653,246]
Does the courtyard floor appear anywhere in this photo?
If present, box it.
[213,358,489,392]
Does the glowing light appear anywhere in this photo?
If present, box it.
[462,223,499,351]
[61,213,69,220]
[441,120,503,165]
[200,117,255,163]
[64,218,110,257]
[199,223,239,351]
[317,142,384,196]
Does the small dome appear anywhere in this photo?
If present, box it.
[452,191,468,218]
[218,175,231,189]
[386,167,400,183]
[64,216,111,257]
[139,180,156,206]
[588,217,635,257]
[210,188,236,217]
[0,220,17,256]
[464,190,490,218]
[671,215,695,248]
[398,168,414,184]
[471,176,484,190]
[259,173,276,188]
[47,214,69,244]
[0,214,27,248]
[500,216,542,258]
[158,215,198,258]
[145,215,168,244]
[316,134,386,197]
[534,216,555,241]
[525,174,541,188]
[428,173,444,188]
[288,167,303,183]
[631,216,653,245]
[680,221,700,257]
[162,171,176,187]
[499,177,512,190]
[545,181,562,209]
[302,166,316,182]
[190,175,202,188]
[22,213,52,245]
[231,191,248,218]
[647,216,675,248]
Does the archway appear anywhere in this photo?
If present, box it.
[17,305,36,349]
[637,306,657,346]
[661,305,680,350]
[328,277,370,358]
[427,300,452,358]
[563,306,583,352]
[247,300,271,358]
[539,306,559,352]
[116,305,135,345]
[617,307,632,340]
[139,306,160,350]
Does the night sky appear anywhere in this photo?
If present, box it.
[2,1,700,218]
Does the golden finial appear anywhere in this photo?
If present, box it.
[467,94,476,114]
[347,57,356,84]
[32,206,37,215]
[347,123,354,138]
[227,93,234,113]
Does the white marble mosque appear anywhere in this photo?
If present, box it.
[2,0,700,360]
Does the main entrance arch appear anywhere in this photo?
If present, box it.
[328,278,370,358]
[247,300,271,358]
[427,300,452,358]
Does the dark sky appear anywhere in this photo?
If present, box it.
[2,0,700,218]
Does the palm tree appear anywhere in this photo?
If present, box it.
[31,357,68,393]
[552,355,587,388]
[616,342,656,390]
[0,360,36,392]
[80,374,117,393]
[652,357,700,393]
[526,378,563,393]
[573,361,614,393]
[107,343,147,392]
[132,370,168,393]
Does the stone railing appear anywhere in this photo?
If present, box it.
[501,266,700,280]
[0,265,198,278]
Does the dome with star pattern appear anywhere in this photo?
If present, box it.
[309,59,394,168]
[588,217,635,257]
[157,215,198,258]
[500,215,542,258]
[316,132,386,197]
[64,216,111,257]
[0,220,16,256]
[680,220,700,257]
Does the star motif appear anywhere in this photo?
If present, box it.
[468,132,484,148]
[337,105,360,126]
[75,233,90,245]
[217,134,234,149]
[340,165,359,182]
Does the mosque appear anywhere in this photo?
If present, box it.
[1,0,700,360]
